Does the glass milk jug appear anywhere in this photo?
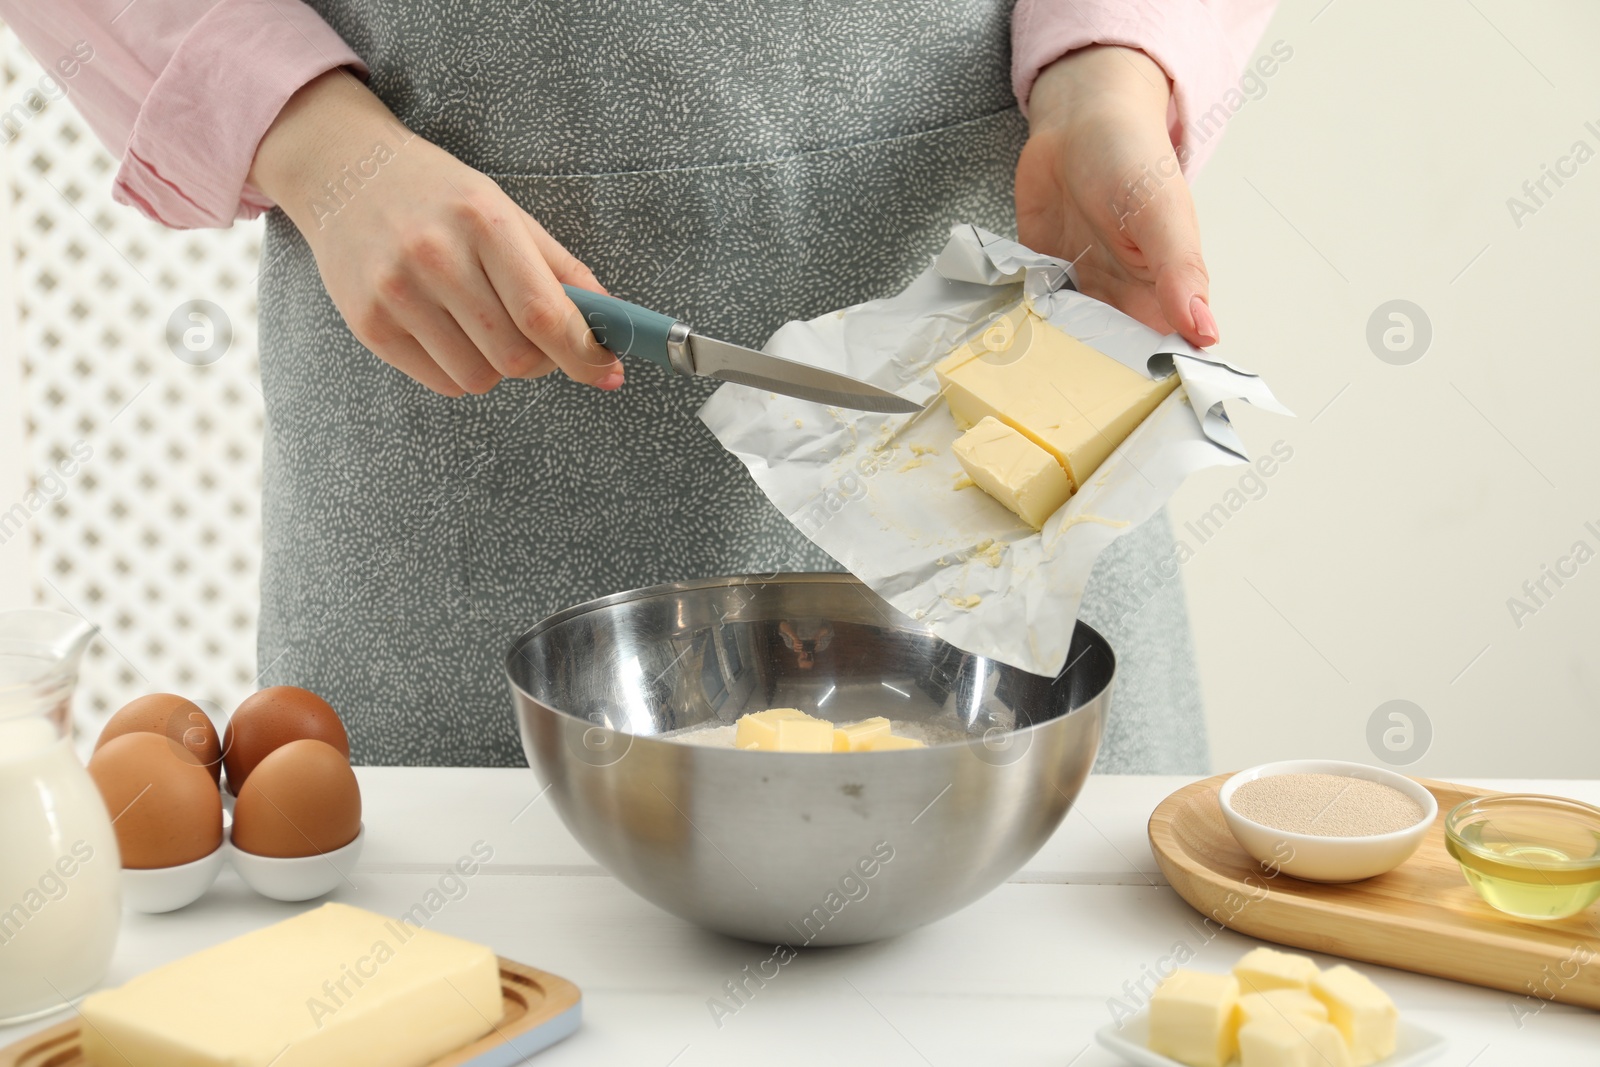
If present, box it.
[0,610,121,1024]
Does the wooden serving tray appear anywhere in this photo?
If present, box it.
[0,957,580,1067]
[1149,775,1600,1011]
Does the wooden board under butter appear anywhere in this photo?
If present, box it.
[0,957,580,1067]
[1148,775,1600,1011]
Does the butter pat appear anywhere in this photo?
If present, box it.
[1148,969,1240,1067]
[833,717,892,752]
[1234,947,1322,993]
[80,903,500,1067]
[951,417,1072,530]
[1238,988,1329,1025]
[1238,1017,1353,1067]
[1312,965,1398,1066]
[936,306,1177,489]
[859,733,925,751]
[735,709,833,752]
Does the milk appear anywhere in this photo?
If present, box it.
[0,716,121,1023]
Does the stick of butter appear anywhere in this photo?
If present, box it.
[1238,1016,1353,1067]
[80,902,501,1067]
[1312,965,1398,1067]
[935,305,1178,490]
[1147,969,1239,1067]
[951,417,1072,530]
[1233,947,1321,993]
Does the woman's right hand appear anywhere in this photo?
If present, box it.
[249,70,621,397]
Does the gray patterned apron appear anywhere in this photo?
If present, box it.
[256,0,1208,773]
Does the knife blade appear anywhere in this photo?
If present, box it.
[563,285,921,414]
[684,334,921,414]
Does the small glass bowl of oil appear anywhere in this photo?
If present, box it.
[1445,794,1600,920]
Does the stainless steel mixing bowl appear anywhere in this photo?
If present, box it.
[506,573,1112,945]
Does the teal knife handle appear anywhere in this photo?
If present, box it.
[562,284,678,369]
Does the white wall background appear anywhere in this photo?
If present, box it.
[0,30,265,739]
[2,0,1595,774]
[1175,0,1600,776]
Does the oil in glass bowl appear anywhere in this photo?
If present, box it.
[1445,794,1600,921]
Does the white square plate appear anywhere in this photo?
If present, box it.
[1095,1011,1446,1067]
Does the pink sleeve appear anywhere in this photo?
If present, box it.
[0,0,366,228]
[1012,0,1280,174]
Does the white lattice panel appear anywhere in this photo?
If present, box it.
[3,27,265,737]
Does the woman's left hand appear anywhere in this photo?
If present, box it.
[1015,45,1219,349]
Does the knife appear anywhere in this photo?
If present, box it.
[563,285,921,414]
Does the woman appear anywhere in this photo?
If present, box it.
[4,0,1273,769]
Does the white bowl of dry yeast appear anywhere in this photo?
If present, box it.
[1218,759,1438,883]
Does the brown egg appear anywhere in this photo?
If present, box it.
[231,739,361,858]
[222,685,349,795]
[87,733,224,869]
[96,693,224,784]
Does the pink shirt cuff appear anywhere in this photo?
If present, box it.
[113,0,366,229]
[1012,0,1277,174]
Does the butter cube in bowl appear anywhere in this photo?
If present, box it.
[1147,970,1239,1067]
[1238,1017,1352,1067]
[1234,946,1321,994]
[1238,988,1327,1026]
[734,708,834,752]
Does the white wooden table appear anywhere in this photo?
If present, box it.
[5,771,1597,1065]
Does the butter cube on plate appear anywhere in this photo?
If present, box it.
[833,717,892,751]
[735,709,834,752]
[951,416,1072,530]
[80,902,501,1067]
[858,733,925,752]
[1147,969,1239,1067]
[1238,1016,1353,1067]
[936,305,1177,490]
[1313,965,1398,1066]
[1238,988,1329,1025]
[1234,947,1322,993]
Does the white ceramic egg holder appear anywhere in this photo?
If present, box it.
[119,796,365,913]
